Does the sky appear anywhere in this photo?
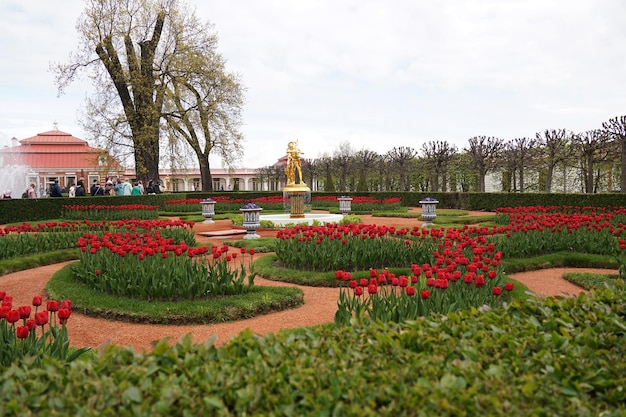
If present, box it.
[1,0,626,169]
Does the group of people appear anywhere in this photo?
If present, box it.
[15,177,164,198]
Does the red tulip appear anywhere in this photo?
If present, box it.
[420,290,431,300]
[6,309,20,323]
[0,306,9,318]
[32,295,42,306]
[35,311,49,326]
[367,284,378,295]
[16,325,29,339]
[354,286,363,296]
[60,300,72,310]
[405,286,416,296]
[58,308,72,324]
[504,282,515,291]
[26,319,36,331]
[240,247,246,254]
[249,248,255,255]
[18,305,31,319]
[492,286,502,296]
[46,300,59,312]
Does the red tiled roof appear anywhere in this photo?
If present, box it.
[20,130,88,145]
[0,130,122,170]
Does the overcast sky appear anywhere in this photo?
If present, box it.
[1,0,626,169]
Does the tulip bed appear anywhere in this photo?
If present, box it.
[62,204,160,220]
[275,223,437,271]
[0,292,89,367]
[0,218,196,261]
[312,195,403,212]
[73,232,256,301]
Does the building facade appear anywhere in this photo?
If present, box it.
[0,128,264,196]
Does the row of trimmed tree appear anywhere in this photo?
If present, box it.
[256,116,626,194]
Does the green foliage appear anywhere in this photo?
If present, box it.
[562,272,620,290]
[501,252,618,273]
[2,282,626,415]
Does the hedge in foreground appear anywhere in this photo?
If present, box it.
[1,282,625,416]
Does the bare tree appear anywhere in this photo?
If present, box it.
[164,45,245,191]
[53,0,240,186]
[332,141,355,192]
[602,115,626,192]
[535,129,573,192]
[465,136,504,192]
[573,130,614,193]
[353,149,380,192]
[386,146,418,191]
[507,137,537,192]
[421,141,457,192]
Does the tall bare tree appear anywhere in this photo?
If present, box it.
[54,0,241,186]
[353,149,380,192]
[386,146,417,191]
[535,129,573,192]
[602,115,626,192]
[332,141,355,192]
[573,130,614,193]
[507,137,537,192]
[421,141,457,192]
[164,41,245,191]
[465,136,504,192]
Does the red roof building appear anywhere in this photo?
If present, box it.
[0,129,123,196]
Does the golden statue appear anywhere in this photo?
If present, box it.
[285,141,304,185]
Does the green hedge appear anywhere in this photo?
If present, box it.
[1,281,625,416]
[5,191,626,224]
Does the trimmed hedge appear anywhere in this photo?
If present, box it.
[1,281,625,416]
[5,191,626,224]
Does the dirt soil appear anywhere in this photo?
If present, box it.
[0,209,614,351]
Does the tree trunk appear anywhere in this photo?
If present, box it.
[621,138,626,192]
[544,165,554,192]
[198,155,213,192]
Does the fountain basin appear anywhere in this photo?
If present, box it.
[260,213,344,226]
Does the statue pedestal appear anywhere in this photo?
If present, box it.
[284,183,311,219]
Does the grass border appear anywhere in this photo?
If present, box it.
[46,263,304,325]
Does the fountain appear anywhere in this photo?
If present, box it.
[0,165,31,199]
[260,141,342,226]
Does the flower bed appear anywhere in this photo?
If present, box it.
[62,204,160,220]
[0,219,196,261]
[73,232,256,301]
[275,223,437,271]
[0,292,89,367]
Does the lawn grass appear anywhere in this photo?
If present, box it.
[45,263,304,325]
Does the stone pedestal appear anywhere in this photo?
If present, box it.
[241,207,263,239]
[419,198,439,227]
[284,183,311,219]
[200,199,216,224]
[338,196,353,215]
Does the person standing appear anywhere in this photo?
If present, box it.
[114,179,125,196]
[25,183,37,198]
[122,178,132,196]
[91,180,104,196]
[75,179,86,197]
[131,182,142,195]
[50,180,63,197]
